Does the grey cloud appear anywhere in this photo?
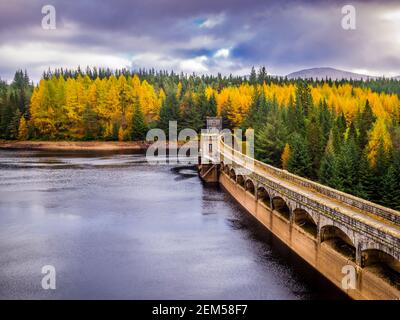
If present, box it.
[0,0,399,81]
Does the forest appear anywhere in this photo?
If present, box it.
[0,67,400,210]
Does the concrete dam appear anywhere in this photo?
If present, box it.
[199,132,400,300]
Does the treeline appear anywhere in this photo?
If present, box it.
[0,70,32,139]
[249,83,400,210]
[39,66,400,95]
[16,72,220,140]
[0,67,400,210]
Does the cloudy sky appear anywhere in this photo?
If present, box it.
[0,0,399,82]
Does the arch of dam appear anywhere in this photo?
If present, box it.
[198,133,400,300]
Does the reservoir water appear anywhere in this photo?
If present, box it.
[0,150,345,299]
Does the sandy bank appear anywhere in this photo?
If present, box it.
[0,140,151,151]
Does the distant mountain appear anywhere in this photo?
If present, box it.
[286,67,378,81]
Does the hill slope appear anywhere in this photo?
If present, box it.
[286,67,377,80]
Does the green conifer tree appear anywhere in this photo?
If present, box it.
[83,103,100,140]
[287,133,312,177]
[181,93,202,132]
[131,97,148,141]
[158,91,180,133]
[382,150,400,210]
[255,110,287,167]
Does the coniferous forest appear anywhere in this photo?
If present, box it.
[1,67,400,210]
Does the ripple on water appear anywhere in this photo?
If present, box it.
[0,150,346,300]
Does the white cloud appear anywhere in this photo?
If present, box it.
[199,14,225,29]
[0,42,131,81]
[131,53,209,73]
[130,53,253,76]
[350,68,398,78]
[131,53,178,70]
[214,48,230,59]
[180,56,209,73]
[177,36,220,50]
[381,9,400,21]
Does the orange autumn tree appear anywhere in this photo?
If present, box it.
[366,119,393,166]
[281,143,291,170]
[29,74,163,140]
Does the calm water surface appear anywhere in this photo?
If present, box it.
[0,150,346,299]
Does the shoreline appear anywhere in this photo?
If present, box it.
[0,140,151,151]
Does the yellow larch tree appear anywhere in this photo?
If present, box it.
[367,119,392,166]
[17,117,28,140]
[281,143,291,170]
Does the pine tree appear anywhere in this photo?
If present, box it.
[208,93,217,117]
[0,91,12,138]
[306,114,325,178]
[355,151,376,200]
[331,113,347,153]
[382,150,400,210]
[370,142,389,204]
[181,93,202,132]
[158,90,180,133]
[332,136,360,194]
[319,99,332,140]
[257,66,267,84]
[7,109,21,140]
[287,88,306,134]
[112,122,119,141]
[295,81,312,117]
[249,67,257,85]
[221,97,234,129]
[356,99,376,150]
[196,87,209,123]
[255,110,287,166]
[83,103,100,140]
[242,87,260,129]
[256,91,269,127]
[319,131,337,186]
[131,97,148,141]
[287,133,312,177]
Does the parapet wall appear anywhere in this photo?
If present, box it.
[219,140,400,226]
[219,172,400,300]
